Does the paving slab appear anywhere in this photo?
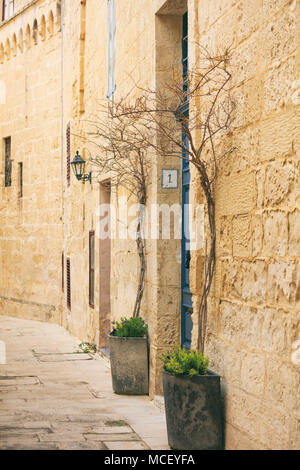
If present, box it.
[0,315,169,450]
[104,441,149,450]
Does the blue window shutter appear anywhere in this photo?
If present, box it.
[106,0,111,98]
[107,0,116,99]
[111,0,116,95]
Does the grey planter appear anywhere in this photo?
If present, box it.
[109,335,149,395]
[162,369,223,450]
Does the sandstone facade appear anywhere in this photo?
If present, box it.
[0,0,299,450]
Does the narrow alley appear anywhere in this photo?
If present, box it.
[0,316,169,450]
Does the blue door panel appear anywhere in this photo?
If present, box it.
[181,11,193,349]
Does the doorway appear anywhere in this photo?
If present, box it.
[99,181,111,350]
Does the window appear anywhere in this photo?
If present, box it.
[106,0,116,98]
[18,162,23,197]
[66,258,71,309]
[2,0,14,22]
[62,252,64,292]
[89,231,95,308]
[4,137,11,187]
[66,122,71,186]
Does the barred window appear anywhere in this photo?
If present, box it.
[2,0,14,22]
[18,162,23,197]
[4,137,12,187]
[62,252,64,292]
[66,258,71,309]
[89,231,95,308]
[66,123,71,186]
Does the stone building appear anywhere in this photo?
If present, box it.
[0,0,299,449]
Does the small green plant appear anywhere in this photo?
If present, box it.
[111,317,148,338]
[161,345,209,377]
[78,342,97,354]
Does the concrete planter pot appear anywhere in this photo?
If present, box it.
[162,369,223,450]
[109,335,149,395]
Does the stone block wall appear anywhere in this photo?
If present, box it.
[0,0,299,449]
[189,0,300,450]
[0,0,63,324]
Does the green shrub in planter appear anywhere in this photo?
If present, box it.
[111,317,148,338]
[161,345,209,377]
[109,317,149,395]
[161,345,222,450]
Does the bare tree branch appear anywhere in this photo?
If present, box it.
[77,46,235,351]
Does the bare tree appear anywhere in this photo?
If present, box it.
[107,47,235,353]
[80,105,153,319]
[79,47,235,351]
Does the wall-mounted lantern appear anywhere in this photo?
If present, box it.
[71,151,92,184]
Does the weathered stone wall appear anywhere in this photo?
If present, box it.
[0,0,299,450]
[58,0,102,344]
[189,0,300,450]
[60,0,183,396]
[0,0,63,323]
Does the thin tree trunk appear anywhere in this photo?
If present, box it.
[197,170,216,354]
[133,201,146,318]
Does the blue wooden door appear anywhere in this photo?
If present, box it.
[181,12,193,349]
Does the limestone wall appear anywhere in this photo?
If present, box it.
[188,0,300,450]
[0,0,63,323]
[0,0,299,450]
[59,0,183,396]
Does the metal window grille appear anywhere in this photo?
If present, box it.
[66,123,71,186]
[4,137,12,187]
[89,231,95,308]
[182,12,189,104]
[66,258,71,309]
[18,162,23,197]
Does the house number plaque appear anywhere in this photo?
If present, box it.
[162,169,178,189]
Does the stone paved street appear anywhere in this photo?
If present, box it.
[0,316,169,450]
